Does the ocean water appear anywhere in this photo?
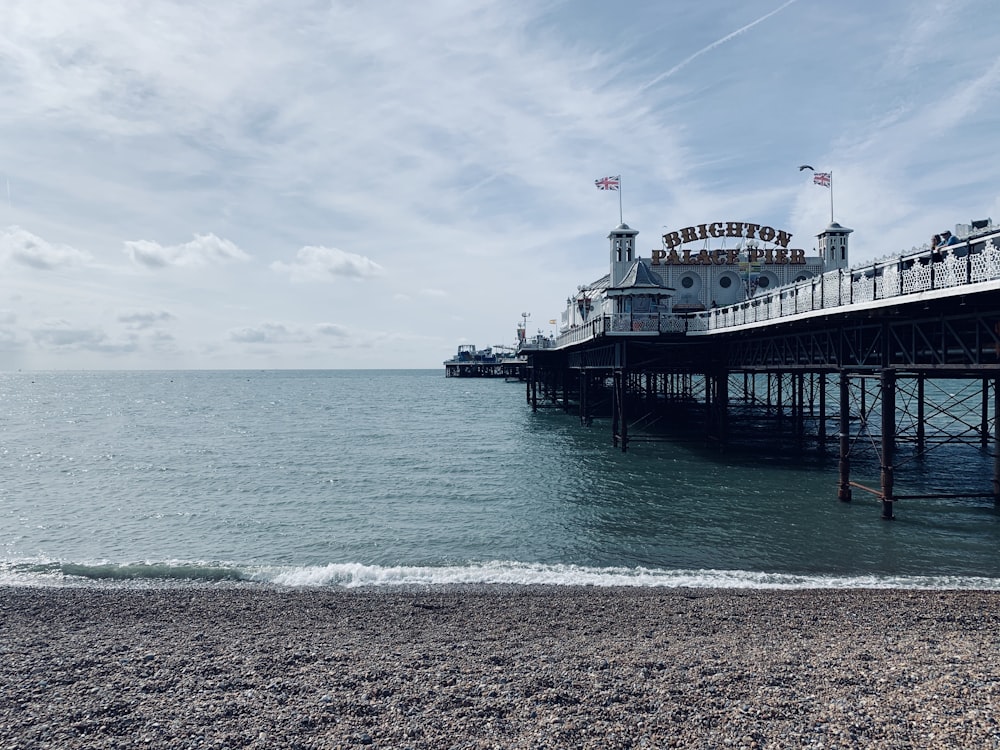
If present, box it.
[2,369,999,589]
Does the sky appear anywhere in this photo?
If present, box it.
[1,0,998,370]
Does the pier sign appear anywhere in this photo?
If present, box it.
[655,221,805,266]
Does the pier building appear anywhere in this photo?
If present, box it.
[522,215,1000,519]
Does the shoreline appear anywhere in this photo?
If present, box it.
[3,585,999,748]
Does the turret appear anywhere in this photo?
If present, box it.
[818,221,852,271]
[609,223,638,286]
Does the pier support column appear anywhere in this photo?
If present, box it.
[776,373,784,426]
[994,377,1000,505]
[916,376,925,455]
[880,368,896,520]
[579,371,588,426]
[982,378,990,449]
[838,371,852,502]
[818,373,828,449]
[794,372,805,449]
[706,369,729,446]
[612,369,628,451]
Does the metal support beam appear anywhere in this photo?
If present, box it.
[994,377,1000,506]
[880,368,896,520]
[838,371,852,502]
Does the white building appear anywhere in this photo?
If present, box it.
[561,219,852,332]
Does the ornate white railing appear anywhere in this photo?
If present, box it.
[552,237,1000,348]
[692,238,1000,333]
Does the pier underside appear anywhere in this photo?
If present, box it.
[525,293,1000,518]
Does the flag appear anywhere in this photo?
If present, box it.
[813,172,831,187]
[594,175,620,191]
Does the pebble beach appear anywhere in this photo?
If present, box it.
[2,585,1000,749]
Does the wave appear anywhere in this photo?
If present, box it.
[4,559,1000,590]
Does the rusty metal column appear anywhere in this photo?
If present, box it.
[579,370,588,426]
[838,370,852,502]
[880,368,896,520]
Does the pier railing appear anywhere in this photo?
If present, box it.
[553,235,1000,347]
[693,237,1000,333]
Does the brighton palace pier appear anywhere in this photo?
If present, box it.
[520,216,1000,519]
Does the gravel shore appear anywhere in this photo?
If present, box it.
[2,585,1000,749]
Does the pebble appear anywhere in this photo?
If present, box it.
[2,586,1000,748]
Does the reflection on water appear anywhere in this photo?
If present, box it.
[1,371,998,582]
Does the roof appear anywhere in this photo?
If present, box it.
[606,259,674,296]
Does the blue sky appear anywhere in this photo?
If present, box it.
[0,0,998,369]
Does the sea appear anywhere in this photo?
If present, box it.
[2,369,1000,590]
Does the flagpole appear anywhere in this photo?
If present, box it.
[829,171,834,223]
[618,175,623,224]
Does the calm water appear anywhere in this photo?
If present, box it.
[2,370,999,588]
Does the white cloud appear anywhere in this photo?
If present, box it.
[270,246,384,282]
[123,234,249,269]
[0,226,92,270]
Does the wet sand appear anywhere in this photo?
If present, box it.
[2,585,1000,748]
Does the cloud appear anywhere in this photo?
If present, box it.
[123,233,249,269]
[315,323,349,338]
[30,320,137,353]
[117,309,176,329]
[229,322,310,344]
[0,310,17,324]
[270,246,384,283]
[0,226,93,270]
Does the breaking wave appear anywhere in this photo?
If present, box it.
[4,559,1000,590]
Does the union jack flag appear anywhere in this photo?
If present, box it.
[594,175,620,191]
[813,172,831,188]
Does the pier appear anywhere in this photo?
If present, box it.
[520,219,1000,518]
[444,344,527,379]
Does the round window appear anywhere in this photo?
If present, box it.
[757,277,770,288]
[719,276,732,288]
[681,277,694,288]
